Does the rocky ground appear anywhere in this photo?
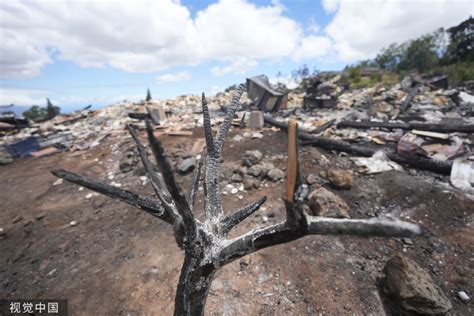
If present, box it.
[1,124,472,315]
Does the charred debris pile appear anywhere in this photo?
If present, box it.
[1,71,473,193]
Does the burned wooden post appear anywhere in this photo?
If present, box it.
[52,84,421,316]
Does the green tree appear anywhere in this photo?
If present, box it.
[375,43,402,71]
[146,89,152,101]
[23,105,47,121]
[397,29,445,72]
[443,16,474,63]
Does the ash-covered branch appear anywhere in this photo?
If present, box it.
[201,93,216,157]
[188,155,202,212]
[215,84,245,154]
[51,169,171,223]
[127,124,178,214]
[221,196,267,235]
[144,120,197,239]
[203,85,246,223]
[219,215,421,266]
[306,216,422,237]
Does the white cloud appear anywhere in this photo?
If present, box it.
[156,71,191,84]
[211,58,258,76]
[0,0,331,79]
[1,0,470,79]
[292,35,332,60]
[0,87,50,106]
[321,0,340,14]
[307,17,320,34]
[325,0,472,61]
[269,75,300,89]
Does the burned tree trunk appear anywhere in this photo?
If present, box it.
[174,254,216,316]
[53,84,421,315]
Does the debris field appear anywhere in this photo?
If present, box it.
[1,72,473,315]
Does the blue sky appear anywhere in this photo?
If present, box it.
[0,0,472,112]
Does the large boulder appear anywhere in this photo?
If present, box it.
[384,254,452,315]
[307,187,350,218]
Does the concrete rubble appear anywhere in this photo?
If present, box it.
[1,72,473,201]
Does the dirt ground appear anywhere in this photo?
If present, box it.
[1,128,473,315]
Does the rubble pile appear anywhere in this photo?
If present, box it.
[1,72,473,195]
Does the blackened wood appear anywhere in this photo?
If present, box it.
[221,196,267,234]
[201,93,216,157]
[312,119,335,134]
[264,115,452,174]
[51,169,170,222]
[128,112,149,120]
[336,120,474,133]
[400,84,420,112]
[146,106,160,125]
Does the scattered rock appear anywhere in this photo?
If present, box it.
[242,150,263,166]
[457,291,470,302]
[178,157,195,174]
[328,168,353,189]
[230,188,239,194]
[230,173,243,183]
[384,254,452,314]
[0,228,5,236]
[243,176,259,190]
[251,132,264,139]
[12,215,23,224]
[307,187,350,218]
[70,221,78,227]
[402,238,413,245]
[119,150,138,173]
[248,164,264,177]
[233,135,243,142]
[306,173,318,185]
[53,178,63,186]
[220,163,235,179]
[36,213,46,220]
[267,168,284,181]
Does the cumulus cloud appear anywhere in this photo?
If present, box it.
[321,0,340,14]
[0,88,50,106]
[211,58,258,76]
[292,35,332,60]
[324,0,472,61]
[0,0,331,79]
[1,0,471,79]
[156,71,192,84]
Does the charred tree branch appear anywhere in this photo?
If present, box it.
[51,169,170,223]
[221,196,267,235]
[201,93,216,157]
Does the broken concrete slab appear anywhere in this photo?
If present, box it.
[248,111,264,129]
